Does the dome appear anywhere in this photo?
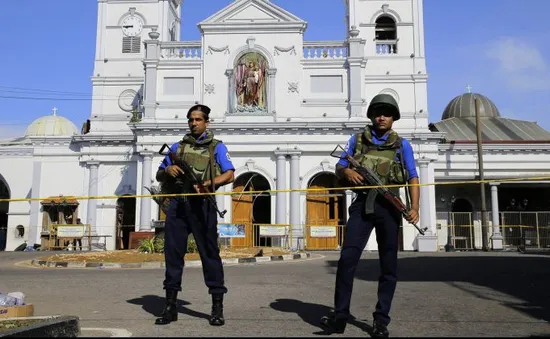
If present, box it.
[24,108,79,137]
[441,92,500,120]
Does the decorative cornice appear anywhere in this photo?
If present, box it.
[365,74,428,83]
[0,148,34,156]
[90,76,144,85]
[72,134,136,143]
[438,143,550,152]
[199,23,307,34]
[157,60,203,69]
[301,59,347,69]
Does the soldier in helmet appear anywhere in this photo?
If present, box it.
[154,104,235,327]
[320,94,420,337]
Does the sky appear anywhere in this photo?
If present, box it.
[0,0,549,139]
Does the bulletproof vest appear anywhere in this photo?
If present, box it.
[163,136,221,197]
[353,127,409,213]
[176,139,221,183]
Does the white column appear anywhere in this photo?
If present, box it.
[289,152,301,250]
[28,161,42,246]
[139,152,153,231]
[490,183,504,250]
[86,162,100,234]
[275,152,287,225]
[418,161,432,234]
[416,159,438,252]
[216,190,226,223]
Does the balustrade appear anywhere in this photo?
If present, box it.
[160,41,202,60]
[303,41,348,59]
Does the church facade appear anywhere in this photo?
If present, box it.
[1,0,549,252]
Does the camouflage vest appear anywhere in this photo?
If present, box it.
[165,131,222,196]
[353,126,409,195]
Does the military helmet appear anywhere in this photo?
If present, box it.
[366,94,400,121]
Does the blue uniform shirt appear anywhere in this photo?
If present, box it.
[337,130,418,179]
[158,133,235,173]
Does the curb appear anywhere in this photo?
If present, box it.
[0,315,80,337]
[30,253,311,269]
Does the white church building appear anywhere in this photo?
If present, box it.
[1,0,549,252]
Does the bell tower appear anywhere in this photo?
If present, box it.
[90,0,182,132]
[345,0,429,131]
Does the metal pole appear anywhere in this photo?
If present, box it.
[474,96,489,251]
[444,196,455,252]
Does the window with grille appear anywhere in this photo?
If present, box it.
[122,36,141,54]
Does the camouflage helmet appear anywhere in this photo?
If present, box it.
[366,94,400,121]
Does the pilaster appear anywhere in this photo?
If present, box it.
[142,28,161,121]
[267,69,277,116]
[225,69,234,115]
[347,26,367,119]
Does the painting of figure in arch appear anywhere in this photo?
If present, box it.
[234,52,268,113]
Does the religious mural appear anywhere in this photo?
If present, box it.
[234,52,268,113]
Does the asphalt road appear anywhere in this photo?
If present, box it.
[1,251,549,337]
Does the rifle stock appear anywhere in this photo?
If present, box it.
[331,145,427,235]
[159,143,227,218]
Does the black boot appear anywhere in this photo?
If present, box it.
[319,312,347,334]
[155,290,178,325]
[209,294,225,326]
[372,319,389,338]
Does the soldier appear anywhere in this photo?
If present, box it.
[154,104,235,326]
[320,94,420,337]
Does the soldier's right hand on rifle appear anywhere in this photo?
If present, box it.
[343,168,364,186]
[166,165,185,178]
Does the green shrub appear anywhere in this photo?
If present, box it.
[137,236,164,253]
[137,234,221,254]
[187,235,198,253]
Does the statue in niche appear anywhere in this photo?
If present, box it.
[234,52,268,113]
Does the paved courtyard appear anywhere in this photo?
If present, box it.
[1,251,549,337]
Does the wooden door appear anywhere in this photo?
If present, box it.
[231,183,253,247]
[306,184,340,250]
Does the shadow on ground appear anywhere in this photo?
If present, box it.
[323,255,550,323]
[269,298,373,336]
[127,294,210,320]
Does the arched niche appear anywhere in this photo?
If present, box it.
[226,41,276,115]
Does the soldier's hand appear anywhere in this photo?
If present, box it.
[166,165,184,178]
[193,184,209,194]
[344,168,364,186]
[406,207,420,225]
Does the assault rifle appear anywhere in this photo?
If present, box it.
[157,143,227,218]
[330,145,428,235]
